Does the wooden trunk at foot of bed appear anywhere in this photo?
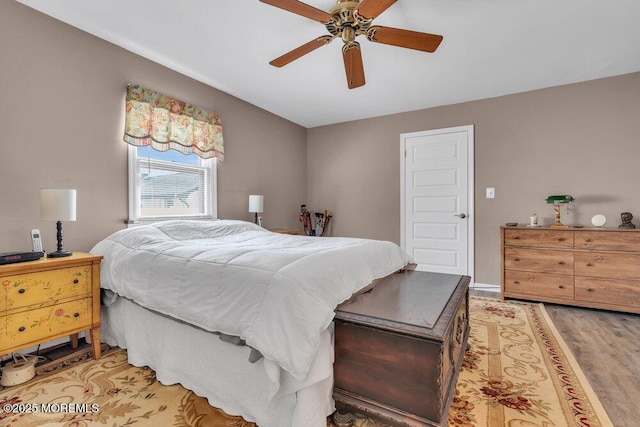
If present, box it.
[333,271,470,426]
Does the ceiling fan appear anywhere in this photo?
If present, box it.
[260,0,443,89]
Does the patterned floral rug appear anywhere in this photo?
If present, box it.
[448,297,612,427]
[0,297,613,427]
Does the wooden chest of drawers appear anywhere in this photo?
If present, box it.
[501,226,640,313]
[333,271,470,426]
[1,253,103,359]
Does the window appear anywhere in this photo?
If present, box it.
[128,145,217,223]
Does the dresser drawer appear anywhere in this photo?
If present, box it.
[504,229,573,249]
[575,231,640,252]
[504,270,574,298]
[575,251,640,279]
[2,265,92,311]
[504,248,574,274]
[2,297,92,351]
[575,277,640,309]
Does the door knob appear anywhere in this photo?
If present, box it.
[454,213,467,219]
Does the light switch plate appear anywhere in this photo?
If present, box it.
[486,187,495,199]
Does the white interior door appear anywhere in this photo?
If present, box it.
[401,125,474,280]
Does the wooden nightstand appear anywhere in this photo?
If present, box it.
[1,253,103,359]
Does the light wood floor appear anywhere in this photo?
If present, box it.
[474,290,640,427]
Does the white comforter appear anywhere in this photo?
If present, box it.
[91,220,412,380]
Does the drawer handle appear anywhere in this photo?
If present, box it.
[514,258,520,262]
[558,285,565,289]
[74,312,80,318]
[558,238,565,242]
[513,236,520,240]
[586,262,593,267]
[585,238,592,243]
[18,326,26,332]
[73,279,79,284]
[586,287,594,292]
[513,280,520,284]
[18,288,26,294]
[558,261,565,265]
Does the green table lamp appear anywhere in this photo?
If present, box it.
[546,195,574,228]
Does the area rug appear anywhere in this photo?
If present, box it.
[447,297,612,427]
[0,297,613,427]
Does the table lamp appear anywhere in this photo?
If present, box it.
[249,195,264,225]
[545,195,574,228]
[40,189,76,257]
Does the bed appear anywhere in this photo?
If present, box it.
[90,219,413,427]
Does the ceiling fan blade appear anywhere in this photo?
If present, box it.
[269,35,334,67]
[260,0,333,23]
[367,25,443,53]
[355,0,397,20]
[342,42,365,89]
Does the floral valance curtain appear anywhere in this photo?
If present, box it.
[124,84,224,160]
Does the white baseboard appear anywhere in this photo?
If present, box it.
[471,282,500,292]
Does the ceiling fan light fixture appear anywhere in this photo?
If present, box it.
[261,0,443,88]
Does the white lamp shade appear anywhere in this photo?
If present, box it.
[40,189,77,221]
[248,195,264,213]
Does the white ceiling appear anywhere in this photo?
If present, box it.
[17,0,640,128]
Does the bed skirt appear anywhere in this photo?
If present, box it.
[100,296,335,427]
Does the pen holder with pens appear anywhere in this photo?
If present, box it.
[299,205,332,236]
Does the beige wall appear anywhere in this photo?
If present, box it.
[0,1,307,254]
[307,72,640,285]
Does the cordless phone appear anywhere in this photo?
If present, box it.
[31,229,44,254]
